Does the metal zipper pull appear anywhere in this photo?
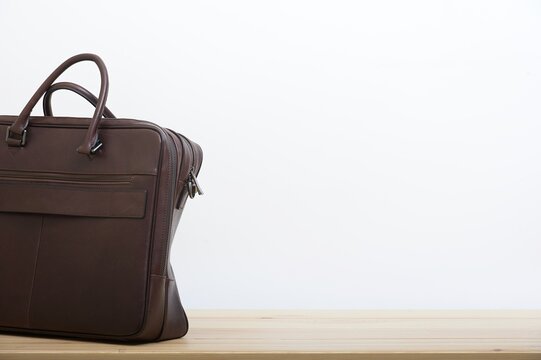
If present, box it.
[187,168,204,198]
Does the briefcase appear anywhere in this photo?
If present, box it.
[0,53,203,342]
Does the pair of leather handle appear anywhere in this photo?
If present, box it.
[6,53,109,155]
[43,82,116,119]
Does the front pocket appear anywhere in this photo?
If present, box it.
[0,213,43,328]
[0,171,153,336]
[28,215,151,336]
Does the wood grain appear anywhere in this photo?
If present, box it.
[0,310,540,359]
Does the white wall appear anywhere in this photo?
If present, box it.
[1,0,540,309]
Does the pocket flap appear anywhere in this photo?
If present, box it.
[0,183,146,218]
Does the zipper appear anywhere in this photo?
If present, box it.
[0,170,133,185]
[168,131,203,199]
[186,168,203,199]
[165,129,184,199]
[176,133,203,198]
[165,129,191,208]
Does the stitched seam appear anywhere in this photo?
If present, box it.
[26,215,44,328]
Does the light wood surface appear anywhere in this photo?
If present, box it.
[0,310,540,359]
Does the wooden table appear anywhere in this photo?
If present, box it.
[1,310,540,359]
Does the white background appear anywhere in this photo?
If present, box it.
[1,1,540,309]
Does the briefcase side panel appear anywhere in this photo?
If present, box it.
[154,136,202,341]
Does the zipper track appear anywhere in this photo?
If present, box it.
[177,133,198,172]
[159,130,178,274]
[170,132,195,175]
[0,170,133,185]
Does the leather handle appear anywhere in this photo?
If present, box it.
[6,53,109,155]
[43,82,116,119]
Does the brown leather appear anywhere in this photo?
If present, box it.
[43,82,115,119]
[0,54,203,343]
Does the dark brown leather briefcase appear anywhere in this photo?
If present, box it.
[0,53,203,342]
